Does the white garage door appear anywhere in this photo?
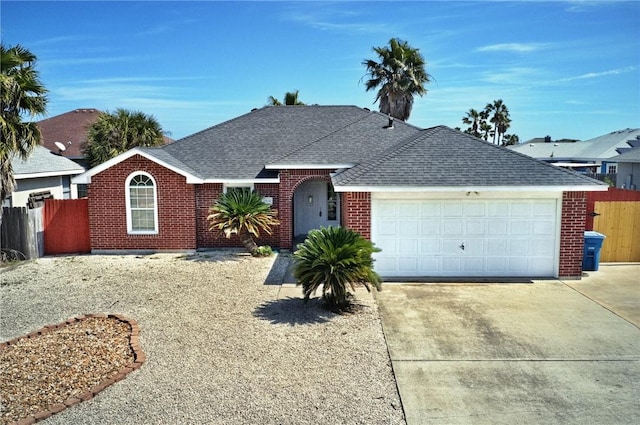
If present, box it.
[371,198,558,278]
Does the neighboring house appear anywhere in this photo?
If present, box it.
[38,108,102,169]
[38,108,175,169]
[73,106,607,279]
[3,145,85,208]
[509,128,640,175]
[608,148,640,190]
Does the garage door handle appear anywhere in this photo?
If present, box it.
[460,243,465,251]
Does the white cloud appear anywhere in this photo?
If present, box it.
[558,66,638,82]
[476,43,548,53]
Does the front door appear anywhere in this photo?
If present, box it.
[294,180,340,237]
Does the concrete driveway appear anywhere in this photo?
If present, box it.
[375,264,640,425]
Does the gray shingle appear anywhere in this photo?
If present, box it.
[164,106,377,179]
[12,145,85,176]
[332,126,606,188]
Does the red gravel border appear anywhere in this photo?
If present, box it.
[1,314,145,425]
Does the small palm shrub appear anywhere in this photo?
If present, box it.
[254,245,274,257]
[293,226,382,312]
[207,190,279,256]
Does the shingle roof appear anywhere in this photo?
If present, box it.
[509,128,640,161]
[38,109,102,159]
[38,108,175,160]
[12,146,86,177]
[608,147,640,163]
[332,126,606,188]
[163,106,416,179]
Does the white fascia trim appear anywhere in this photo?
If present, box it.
[333,185,609,193]
[72,148,203,184]
[265,163,354,170]
[15,169,85,179]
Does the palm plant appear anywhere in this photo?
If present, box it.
[362,38,431,121]
[84,108,165,167]
[267,90,306,106]
[293,226,381,312]
[1,44,48,202]
[485,99,510,145]
[462,108,482,138]
[207,190,280,256]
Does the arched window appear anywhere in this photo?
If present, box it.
[125,172,158,234]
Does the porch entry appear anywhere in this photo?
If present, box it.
[293,180,340,238]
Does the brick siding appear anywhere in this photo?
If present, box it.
[88,155,196,251]
[559,191,587,278]
[341,192,371,240]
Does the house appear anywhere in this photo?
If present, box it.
[37,108,175,198]
[38,108,102,168]
[3,145,86,208]
[73,106,607,279]
[509,128,640,175]
[608,148,640,190]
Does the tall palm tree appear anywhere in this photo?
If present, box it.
[267,90,306,106]
[207,189,280,256]
[485,99,510,145]
[362,38,431,121]
[84,109,165,167]
[462,108,481,138]
[1,44,48,202]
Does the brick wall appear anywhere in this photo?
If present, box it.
[195,183,280,249]
[88,155,196,251]
[277,169,333,249]
[559,191,587,278]
[341,192,371,239]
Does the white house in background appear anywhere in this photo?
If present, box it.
[508,128,640,175]
[3,145,86,208]
[608,148,640,190]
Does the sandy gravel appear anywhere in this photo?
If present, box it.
[0,251,404,424]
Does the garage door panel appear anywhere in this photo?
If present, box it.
[420,221,440,236]
[372,198,558,277]
[442,219,464,236]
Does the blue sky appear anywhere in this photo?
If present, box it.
[2,1,639,141]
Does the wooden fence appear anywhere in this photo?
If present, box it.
[1,207,44,260]
[44,199,90,255]
[586,188,640,262]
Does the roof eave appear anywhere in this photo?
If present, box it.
[332,184,609,193]
[15,169,86,179]
[72,148,203,184]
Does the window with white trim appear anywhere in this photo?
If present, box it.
[126,172,158,234]
[223,183,254,194]
[607,164,617,174]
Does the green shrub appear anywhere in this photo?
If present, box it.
[293,226,382,312]
[254,245,274,257]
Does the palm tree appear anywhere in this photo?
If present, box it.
[84,109,165,167]
[480,121,493,141]
[267,90,306,106]
[207,189,280,256]
[485,99,510,145]
[293,226,381,312]
[362,38,431,121]
[462,108,482,138]
[1,44,48,202]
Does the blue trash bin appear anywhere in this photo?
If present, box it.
[583,231,606,271]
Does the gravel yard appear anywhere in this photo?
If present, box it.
[0,252,404,424]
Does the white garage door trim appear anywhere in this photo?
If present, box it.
[371,192,561,279]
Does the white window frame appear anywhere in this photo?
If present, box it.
[607,164,617,174]
[125,171,159,235]
[223,183,254,193]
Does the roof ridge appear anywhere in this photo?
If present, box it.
[334,126,442,183]
[267,107,375,164]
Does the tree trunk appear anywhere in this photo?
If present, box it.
[240,230,259,256]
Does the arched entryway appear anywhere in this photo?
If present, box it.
[293,179,340,239]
